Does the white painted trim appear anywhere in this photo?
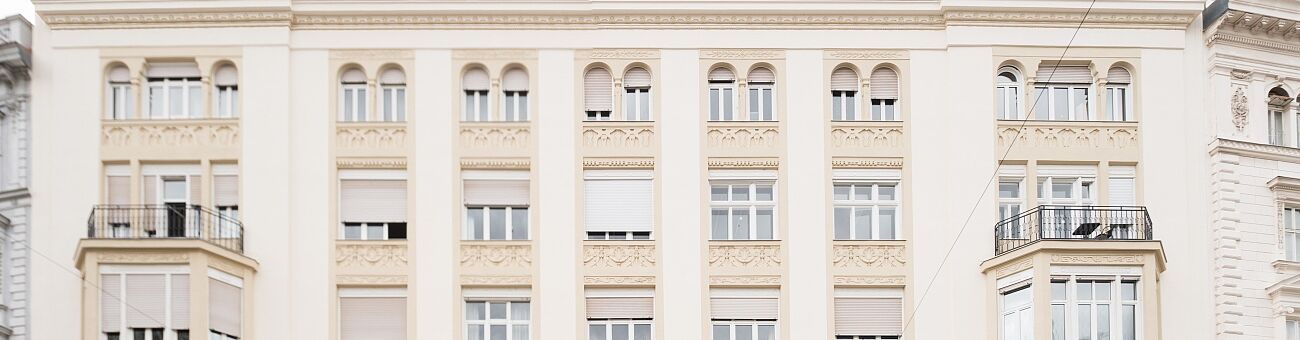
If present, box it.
[99,264,189,274]
[207,268,244,288]
[584,287,654,298]
[997,269,1033,289]
[462,287,531,299]
[584,169,654,179]
[998,165,1027,177]
[1050,265,1142,275]
[141,164,201,176]
[339,287,407,298]
[338,169,408,180]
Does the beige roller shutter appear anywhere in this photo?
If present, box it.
[1107,67,1132,84]
[870,68,899,99]
[708,68,735,82]
[463,68,489,91]
[1108,166,1137,206]
[834,297,903,336]
[125,274,166,328]
[748,67,775,84]
[340,297,407,340]
[341,68,366,84]
[147,62,200,78]
[584,68,613,112]
[380,68,406,85]
[340,180,408,222]
[143,176,158,205]
[584,170,653,232]
[189,175,202,205]
[1036,65,1093,84]
[503,68,529,91]
[710,298,778,320]
[625,67,651,88]
[214,175,239,207]
[101,274,122,332]
[171,274,190,330]
[209,278,242,337]
[586,297,654,319]
[108,176,130,205]
[831,68,858,91]
[463,180,530,206]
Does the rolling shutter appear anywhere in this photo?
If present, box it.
[464,181,529,206]
[214,175,239,207]
[209,278,242,337]
[748,68,775,84]
[503,69,529,91]
[1108,166,1136,206]
[585,68,613,112]
[1036,65,1092,84]
[214,65,238,87]
[870,68,899,99]
[463,68,489,91]
[340,297,407,340]
[340,180,408,222]
[341,68,366,84]
[1107,67,1131,84]
[171,274,190,330]
[831,68,858,91]
[708,68,735,82]
[143,175,158,204]
[587,297,654,319]
[189,175,202,205]
[834,297,903,336]
[125,274,166,328]
[146,62,200,78]
[1037,165,1096,178]
[833,169,902,181]
[584,170,653,232]
[101,274,122,332]
[108,176,130,205]
[710,298,778,320]
[625,68,651,88]
[109,66,131,82]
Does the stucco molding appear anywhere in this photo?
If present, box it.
[583,276,655,285]
[1232,85,1249,131]
[582,158,655,168]
[830,125,905,149]
[701,49,784,60]
[96,252,189,263]
[336,158,407,169]
[830,158,903,168]
[337,274,408,285]
[945,11,1196,29]
[1050,254,1143,264]
[460,158,531,169]
[706,125,780,149]
[581,124,655,151]
[460,244,533,268]
[826,50,907,60]
[337,124,408,150]
[710,275,782,285]
[460,124,532,150]
[707,158,780,168]
[996,124,1139,150]
[43,11,292,29]
[335,243,409,268]
[461,275,532,285]
[329,49,414,60]
[833,275,906,286]
[994,258,1034,278]
[589,49,660,59]
[708,244,782,268]
[452,49,538,60]
[583,244,657,268]
[102,120,240,148]
[1210,138,1300,164]
[831,244,906,268]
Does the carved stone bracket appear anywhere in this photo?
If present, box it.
[832,245,906,268]
[708,244,782,268]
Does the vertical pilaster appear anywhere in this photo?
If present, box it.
[785,49,830,339]
[413,49,455,340]
[285,48,328,340]
[537,49,578,340]
[660,49,704,340]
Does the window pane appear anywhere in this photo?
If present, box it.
[512,208,529,240]
[468,209,484,240]
[834,207,851,239]
[710,89,720,120]
[1098,304,1110,340]
[612,324,629,340]
[638,92,650,120]
[490,302,506,319]
[713,325,729,340]
[344,224,361,240]
[467,302,486,320]
[1077,281,1093,300]
[170,85,184,117]
[833,93,843,120]
[736,325,752,340]
[854,208,872,240]
[513,325,529,340]
[518,95,529,121]
[1052,181,1073,199]
[758,325,775,340]
[357,89,367,119]
[634,324,651,340]
[490,325,506,340]
[755,185,773,201]
[723,88,734,120]
[872,100,882,120]
[732,208,751,240]
[490,208,506,240]
[1121,282,1136,300]
[712,185,729,201]
[512,302,530,320]
[1052,281,1067,300]
[1096,281,1112,300]
[854,185,871,200]
[505,95,516,121]
[878,185,896,200]
[188,85,201,117]
[478,93,489,121]
[762,89,773,120]
[1122,305,1136,340]
[1077,304,1092,340]
[1052,88,1069,120]
[150,85,165,117]
[711,209,729,240]
[164,180,187,200]
[590,325,607,340]
[366,224,383,240]
[396,88,406,121]
[469,325,485,340]
[749,88,760,120]
[756,208,774,239]
[1052,304,1066,340]
[1000,182,1020,198]
[1073,88,1089,120]
[1034,88,1049,120]
[879,206,897,240]
[996,87,1006,118]
[846,93,856,120]
[833,185,851,200]
[732,186,749,201]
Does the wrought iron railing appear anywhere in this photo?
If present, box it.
[87,204,244,253]
[994,205,1151,256]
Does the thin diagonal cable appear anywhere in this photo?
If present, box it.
[901,0,1099,332]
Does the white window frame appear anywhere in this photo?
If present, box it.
[339,83,368,122]
[1036,176,1095,207]
[503,90,529,121]
[213,85,238,119]
[869,99,897,121]
[1050,274,1141,340]
[464,206,529,241]
[1272,107,1288,146]
[381,84,406,122]
[587,320,653,340]
[832,182,900,240]
[709,182,777,241]
[464,300,530,340]
[1034,84,1091,121]
[586,231,652,240]
[147,78,202,119]
[831,90,858,121]
[109,82,133,120]
[747,83,775,121]
[1285,207,1300,261]
[709,82,736,121]
[711,321,778,340]
[1000,284,1033,340]
[1105,84,1130,122]
[340,222,403,241]
[464,90,490,122]
[624,87,651,121]
[1287,319,1300,340]
[997,70,1022,120]
[998,178,1026,239]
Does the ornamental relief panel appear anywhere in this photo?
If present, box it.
[460,123,532,156]
[830,123,906,157]
[461,244,533,268]
[710,275,782,285]
[832,244,906,268]
[337,275,407,285]
[834,275,906,286]
[996,124,1139,150]
[583,244,656,268]
[581,124,656,156]
[1050,254,1144,264]
[101,120,240,158]
[584,276,656,285]
[336,124,408,157]
[336,243,408,268]
[95,252,190,264]
[708,244,782,268]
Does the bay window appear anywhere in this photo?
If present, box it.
[100,266,190,340]
[1001,285,1033,340]
[1051,275,1140,340]
[709,173,776,240]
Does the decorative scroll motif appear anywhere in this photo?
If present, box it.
[708,245,782,268]
[461,245,532,268]
[102,122,240,148]
[830,126,904,148]
[583,159,655,168]
[831,158,903,168]
[337,126,407,149]
[994,258,1033,278]
[832,245,906,268]
[336,244,408,267]
[1231,69,1252,80]
[1051,254,1143,264]
[707,158,779,168]
[834,275,906,285]
[590,49,659,59]
[710,275,781,285]
[96,252,190,263]
[584,276,656,285]
[337,275,407,285]
[706,127,780,148]
[582,126,655,149]
[702,49,783,59]
[337,158,407,169]
[827,50,905,60]
[996,125,1138,149]
[583,245,657,268]
[1233,86,1249,131]
[460,158,531,169]
[461,275,532,285]
[460,126,531,149]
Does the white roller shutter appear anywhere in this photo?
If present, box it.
[464,180,530,206]
[1108,166,1136,206]
[125,274,166,328]
[708,68,735,82]
[584,170,653,232]
[214,175,239,207]
[869,68,899,99]
[708,169,778,180]
[503,68,529,91]
[340,297,407,340]
[171,274,190,330]
[463,68,489,91]
[585,68,613,112]
[1037,165,1097,178]
[341,68,366,84]
[748,68,775,84]
[189,175,202,205]
[101,274,122,332]
[834,297,903,336]
[586,297,654,319]
[209,278,242,337]
[109,66,131,82]
[1036,65,1092,84]
[831,68,858,91]
[1107,67,1131,84]
[143,175,157,204]
[625,68,651,88]
[710,298,778,320]
[146,62,200,78]
[108,176,130,205]
[340,180,408,222]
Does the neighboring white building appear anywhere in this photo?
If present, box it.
[0,14,30,340]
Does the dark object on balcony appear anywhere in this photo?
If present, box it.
[993,205,1151,256]
[86,204,244,253]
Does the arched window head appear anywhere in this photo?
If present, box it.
[341,68,366,84]
[831,67,859,121]
[707,67,736,121]
[624,67,652,121]
[708,67,735,83]
[869,67,900,121]
[747,67,776,121]
[213,64,239,118]
[501,68,529,121]
[108,65,130,83]
[339,67,368,122]
[106,65,132,119]
[996,66,1022,120]
[380,68,406,85]
[583,67,613,120]
[462,67,489,121]
[379,68,407,122]
[1268,86,1293,146]
[1105,67,1133,121]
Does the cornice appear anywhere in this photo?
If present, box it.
[43,11,291,29]
[944,10,1196,29]
[1209,31,1300,57]
[1209,137,1300,164]
[1213,9,1300,41]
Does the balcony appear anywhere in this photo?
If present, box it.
[86,204,244,254]
[994,205,1151,256]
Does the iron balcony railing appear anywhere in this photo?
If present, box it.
[994,205,1152,256]
[87,204,244,253]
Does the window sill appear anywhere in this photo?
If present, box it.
[1274,259,1300,273]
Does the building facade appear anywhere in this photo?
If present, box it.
[26,1,1219,340]
[0,14,31,340]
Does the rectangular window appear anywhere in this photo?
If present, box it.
[1001,285,1033,340]
[465,301,530,340]
[710,180,776,240]
[748,85,774,121]
[1105,86,1128,121]
[711,288,778,340]
[100,269,191,340]
[109,83,133,119]
[1285,208,1300,261]
[1034,85,1090,121]
[464,171,530,241]
[587,111,612,121]
[998,179,1024,239]
[587,288,653,340]
[585,170,653,239]
[504,91,529,121]
[339,175,408,241]
[832,91,857,121]
[147,78,202,119]
[339,288,406,340]
[214,85,239,118]
[1107,166,1136,206]
[340,84,368,122]
[833,183,899,240]
[870,99,896,121]
[625,88,651,121]
[209,275,243,340]
[381,85,406,122]
[1050,275,1140,340]
[709,84,735,121]
[1272,108,1287,146]
[997,84,1020,120]
[1287,319,1300,340]
[464,90,490,122]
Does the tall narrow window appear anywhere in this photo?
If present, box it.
[209,274,243,340]
[709,170,776,241]
[711,288,778,340]
[997,166,1025,239]
[587,288,654,340]
[1269,87,1292,146]
[1107,166,1136,207]
[1000,284,1033,340]
[832,169,900,240]
[463,67,490,122]
[146,62,202,119]
[465,300,530,340]
[1033,65,1092,121]
[1105,67,1131,121]
[869,67,900,121]
[834,288,903,340]
[748,67,776,121]
[584,67,614,121]
[1050,275,1140,340]
[213,65,239,118]
[502,68,529,121]
[585,170,653,240]
[708,67,736,121]
[463,170,530,240]
[997,67,1022,120]
[624,67,652,121]
[339,68,368,122]
[1285,208,1300,261]
[379,68,406,122]
[107,65,133,119]
[339,287,406,340]
[213,165,241,240]
[830,67,859,121]
[339,170,408,241]
[1288,319,1300,340]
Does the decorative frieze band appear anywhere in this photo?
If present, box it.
[96,252,190,263]
[336,244,409,267]
[710,275,782,285]
[337,158,407,169]
[461,244,533,268]
[337,275,408,285]
[832,245,906,268]
[833,275,906,286]
[826,50,907,60]
[583,245,657,268]
[583,158,655,168]
[831,158,903,168]
[460,158,531,169]
[708,158,779,168]
[461,275,533,285]
[584,276,656,285]
[588,49,661,59]
[330,49,415,60]
[44,12,292,29]
[1050,254,1143,264]
[708,245,782,268]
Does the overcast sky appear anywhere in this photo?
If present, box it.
[0,0,35,23]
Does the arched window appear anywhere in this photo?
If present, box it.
[996,66,1022,120]
[707,67,736,121]
[339,67,368,122]
[583,67,613,121]
[624,67,652,121]
[1105,67,1132,121]
[146,62,202,119]
[748,67,776,121]
[502,68,529,121]
[213,64,239,118]
[1032,64,1092,121]
[1269,87,1292,146]
[379,68,406,122]
[463,67,490,122]
[830,67,859,121]
[106,65,132,119]
[869,67,900,121]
